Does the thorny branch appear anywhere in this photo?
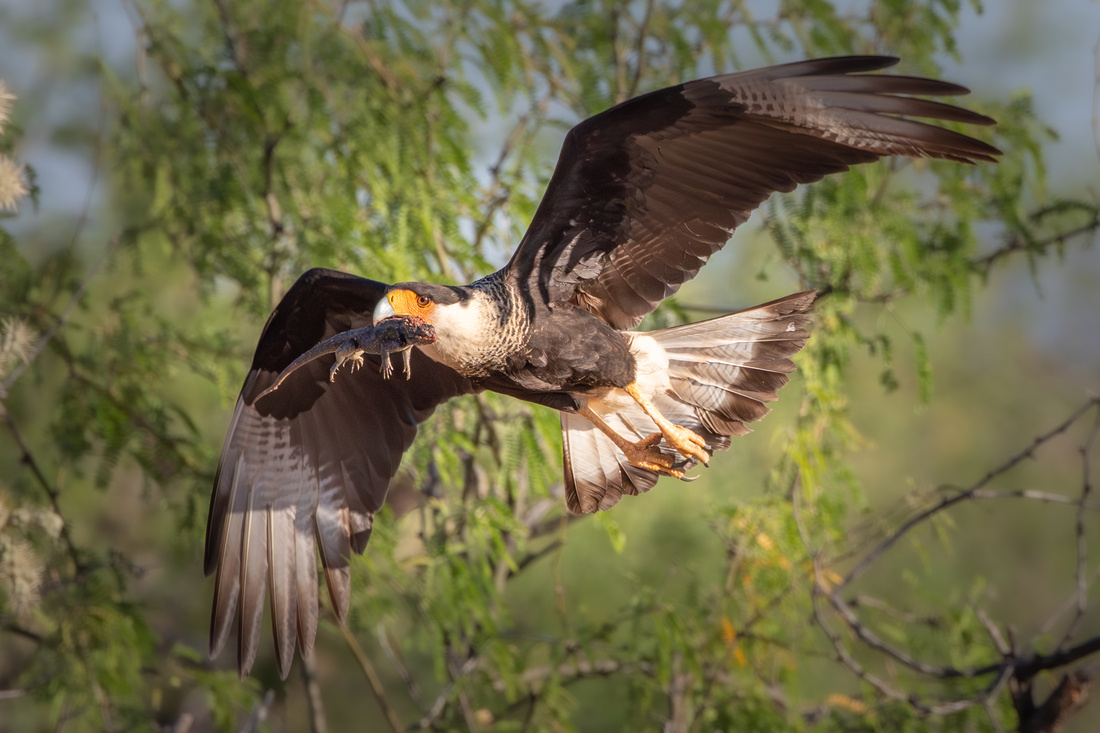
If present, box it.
[1061,405,1100,647]
[794,396,1100,729]
[300,653,329,733]
[1041,565,1100,638]
[971,212,1100,276]
[0,230,121,399]
[337,620,405,733]
[238,690,275,733]
[2,409,81,570]
[1016,665,1099,733]
[468,104,546,264]
[840,396,1100,592]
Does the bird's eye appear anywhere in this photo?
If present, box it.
[416,295,431,308]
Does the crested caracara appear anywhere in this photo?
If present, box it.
[205,56,999,677]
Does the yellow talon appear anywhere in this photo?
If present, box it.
[662,423,712,466]
[620,433,684,478]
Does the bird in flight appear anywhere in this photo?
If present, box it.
[205,56,999,678]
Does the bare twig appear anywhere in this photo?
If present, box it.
[211,0,247,73]
[329,9,399,91]
[1061,405,1099,647]
[981,665,1013,733]
[491,658,654,692]
[0,232,121,397]
[446,647,480,732]
[626,0,656,101]
[300,652,328,733]
[819,397,1100,706]
[793,461,1100,722]
[378,626,424,712]
[337,621,405,733]
[1,411,81,568]
[1014,636,1100,681]
[664,653,690,733]
[974,606,1012,657]
[791,478,912,705]
[506,540,562,581]
[1,621,43,644]
[410,631,484,732]
[969,488,1100,510]
[972,216,1100,275]
[826,586,986,680]
[1017,665,1099,733]
[1041,564,1100,637]
[841,397,1100,592]
[468,96,550,264]
[170,713,193,733]
[850,594,943,628]
[239,690,275,733]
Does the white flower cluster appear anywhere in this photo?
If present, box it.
[0,80,28,213]
[0,316,36,380]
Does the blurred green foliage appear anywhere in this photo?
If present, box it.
[1,1,1098,731]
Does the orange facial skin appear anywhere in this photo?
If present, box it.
[386,289,436,322]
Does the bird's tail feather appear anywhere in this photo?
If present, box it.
[562,290,816,514]
[652,289,816,441]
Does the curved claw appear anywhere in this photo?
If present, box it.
[662,423,712,467]
[620,434,684,479]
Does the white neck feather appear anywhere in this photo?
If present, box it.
[420,291,502,375]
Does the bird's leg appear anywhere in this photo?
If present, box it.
[577,405,685,479]
[624,383,712,466]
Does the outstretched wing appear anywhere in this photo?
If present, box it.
[504,56,999,329]
[205,268,474,679]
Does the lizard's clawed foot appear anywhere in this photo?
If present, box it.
[377,345,415,380]
[330,340,366,382]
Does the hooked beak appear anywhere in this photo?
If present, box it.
[372,296,395,324]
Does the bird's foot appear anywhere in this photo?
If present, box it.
[659,424,712,466]
[622,432,685,479]
[621,382,712,467]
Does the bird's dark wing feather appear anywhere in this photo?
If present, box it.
[204,268,474,679]
[503,56,1000,329]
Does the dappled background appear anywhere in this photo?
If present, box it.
[1,1,1098,731]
